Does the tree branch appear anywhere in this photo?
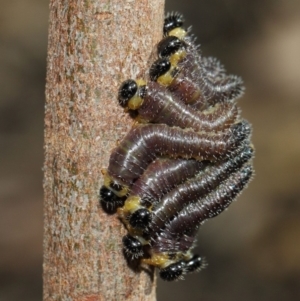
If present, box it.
[44,1,164,300]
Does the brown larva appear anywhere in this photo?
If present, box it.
[118,80,239,131]
[105,120,250,193]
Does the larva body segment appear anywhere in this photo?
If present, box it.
[151,164,253,254]
[123,80,239,131]
[148,144,254,234]
[171,51,216,109]
[107,121,250,188]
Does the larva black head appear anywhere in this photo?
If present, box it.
[185,255,205,273]
[159,260,186,281]
[118,79,138,107]
[157,36,185,58]
[164,12,184,36]
[149,58,171,81]
[129,208,151,229]
[122,234,143,257]
[100,186,125,213]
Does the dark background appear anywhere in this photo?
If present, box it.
[1,0,300,300]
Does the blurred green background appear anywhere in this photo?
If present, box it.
[1,0,300,300]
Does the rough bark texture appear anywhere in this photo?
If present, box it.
[44,1,164,300]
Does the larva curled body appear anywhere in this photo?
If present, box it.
[107,120,250,189]
[120,80,240,131]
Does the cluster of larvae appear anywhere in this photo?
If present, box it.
[100,12,254,281]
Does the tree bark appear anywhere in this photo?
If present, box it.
[44,1,164,300]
